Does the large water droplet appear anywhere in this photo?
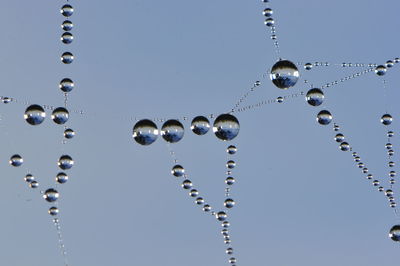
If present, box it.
[270,60,299,89]
[216,211,227,221]
[263,8,273,17]
[61,52,74,64]
[161,120,184,143]
[317,110,332,125]
[306,88,324,106]
[182,179,193,190]
[227,145,237,155]
[56,172,69,184]
[375,65,387,76]
[133,119,158,146]
[171,165,185,177]
[59,78,74,92]
[61,4,74,17]
[381,114,393,125]
[389,225,400,241]
[61,32,74,44]
[225,177,235,185]
[213,114,240,141]
[224,198,235,208]
[191,116,210,135]
[61,20,73,31]
[58,155,74,170]
[339,142,350,151]
[51,107,69,124]
[43,188,59,202]
[9,154,23,167]
[334,133,345,143]
[226,160,236,169]
[24,104,46,125]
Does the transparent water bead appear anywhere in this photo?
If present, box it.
[24,104,46,125]
[339,142,350,151]
[133,119,158,146]
[222,221,230,228]
[61,20,73,31]
[189,189,199,197]
[64,128,75,139]
[270,60,299,89]
[56,172,68,184]
[264,18,274,27]
[388,150,394,156]
[389,161,395,167]
[51,107,69,124]
[24,174,34,183]
[43,188,59,202]
[306,88,324,106]
[375,65,387,76]
[216,211,228,221]
[203,204,211,212]
[213,114,240,141]
[386,143,393,150]
[182,180,193,190]
[61,4,74,17]
[334,133,345,143]
[317,110,333,125]
[61,32,74,44]
[386,60,394,68]
[389,225,400,241]
[226,160,236,169]
[191,116,210,135]
[195,197,204,205]
[276,96,284,103]
[263,8,273,17]
[225,177,235,185]
[386,189,394,197]
[226,248,233,255]
[2,97,12,103]
[224,198,235,208]
[171,165,185,177]
[58,155,74,170]
[304,63,313,70]
[48,207,59,216]
[229,257,237,264]
[381,114,393,125]
[29,181,39,188]
[61,52,74,64]
[9,154,23,167]
[227,145,237,155]
[389,171,396,177]
[388,131,394,138]
[161,120,184,143]
[59,78,74,93]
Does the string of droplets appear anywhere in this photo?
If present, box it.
[166,143,238,265]
[262,0,280,59]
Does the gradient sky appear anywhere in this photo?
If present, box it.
[1,0,399,266]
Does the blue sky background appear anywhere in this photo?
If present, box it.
[0,0,399,265]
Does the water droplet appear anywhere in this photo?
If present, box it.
[56,172,68,184]
[263,8,273,17]
[390,179,395,184]
[29,181,39,188]
[317,110,332,125]
[390,202,397,208]
[389,225,400,241]
[229,257,237,264]
[381,114,393,125]
[171,165,185,177]
[372,180,380,186]
[224,198,235,208]
[390,171,396,177]
[61,4,74,17]
[216,211,227,221]
[362,168,368,174]
[191,116,210,135]
[195,197,204,205]
[333,124,340,131]
[61,20,73,31]
[61,32,73,44]
[388,150,394,156]
[306,88,324,106]
[386,189,394,197]
[226,160,236,169]
[24,174,34,183]
[161,120,184,143]
[264,18,274,26]
[388,131,394,138]
[366,174,373,180]
[276,96,284,103]
[61,52,74,64]
[304,63,313,70]
[378,186,384,192]
[24,105,46,125]
[64,128,75,139]
[357,162,364,168]
[213,114,240,141]
[9,154,23,167]
[375,65,387,76]
[189,189,199,197]
[270,60,299,89]
[59,78,74,93]
[133,119,159,146]
[386,143,393,150]
[227,145,237,155]
[43,188,59,202]
[2,97,12,104]
[203,204,211,212]
[182,179,193,190]
[48,207,59,216]
[339,142,350,151]
[389,161,395,167]
[58,155,74,170]
[51,107,69,124]
[334,133,345,142]
[222,221,230,228]
[225,177,235,185]
[386,60,394,68]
